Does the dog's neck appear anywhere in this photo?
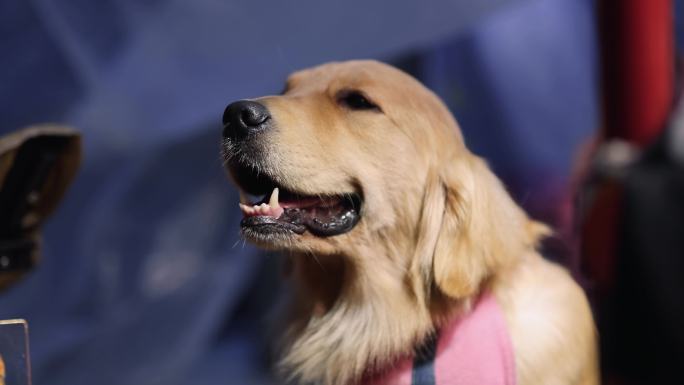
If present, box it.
[278,249,457,385]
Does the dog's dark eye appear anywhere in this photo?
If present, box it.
[337,90,381,112]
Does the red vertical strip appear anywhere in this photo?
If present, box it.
[599,0,674,146]
[588,2,674,382]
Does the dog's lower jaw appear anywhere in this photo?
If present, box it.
[239,226,300,250]
[276,254,443,385]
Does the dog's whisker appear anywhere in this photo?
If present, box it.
[231,238,242,249]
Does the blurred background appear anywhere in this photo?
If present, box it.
[0,0,683,384]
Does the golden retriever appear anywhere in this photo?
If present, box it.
[221,60,598,385]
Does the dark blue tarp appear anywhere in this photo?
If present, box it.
[0,0,612,384]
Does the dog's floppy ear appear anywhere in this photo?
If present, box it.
[424,154,549,299]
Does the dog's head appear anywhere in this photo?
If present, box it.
[222,60,546,300]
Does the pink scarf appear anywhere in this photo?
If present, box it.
[363,293,516,385]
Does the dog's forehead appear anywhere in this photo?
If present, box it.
[286,60,407,92]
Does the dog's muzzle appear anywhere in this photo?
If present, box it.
[221,99,363,241]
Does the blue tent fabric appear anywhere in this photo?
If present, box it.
[3,130,270,385]
[420,0,597,221]
[0,0,617,384]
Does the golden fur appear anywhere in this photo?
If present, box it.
[227,60,598,385]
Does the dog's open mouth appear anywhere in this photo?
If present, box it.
[232,166,362,238]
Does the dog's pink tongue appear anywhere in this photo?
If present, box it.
[280,196,325,209]
[239,188,285,218]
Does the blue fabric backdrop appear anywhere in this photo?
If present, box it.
[0,0,611,384]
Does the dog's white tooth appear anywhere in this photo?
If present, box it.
[239,203,254,214]
[269,188,280,208]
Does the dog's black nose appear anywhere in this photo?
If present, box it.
[222,100,271,139]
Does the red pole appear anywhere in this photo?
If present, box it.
[585,1,675,383]
[599,0,674,146]
[588,0,675,296]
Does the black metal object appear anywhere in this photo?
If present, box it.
[0,136,72,274]
[0,127,80,288]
